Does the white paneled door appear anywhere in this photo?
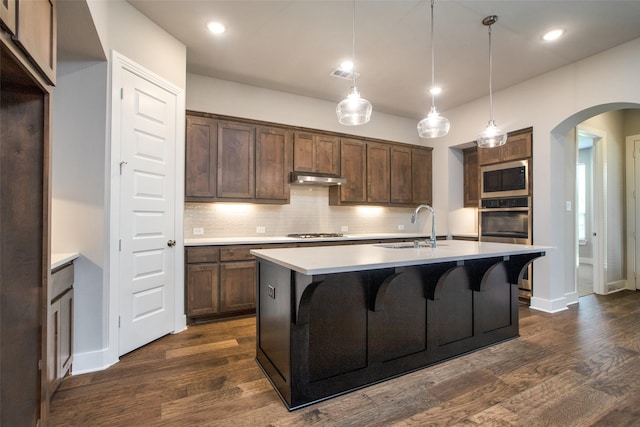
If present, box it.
[118,67,177,356]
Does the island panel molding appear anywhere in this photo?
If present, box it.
[252,241,547,410]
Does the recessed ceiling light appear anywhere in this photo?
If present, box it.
[429,86,443,96]
[340,60,354,72]
[542,28,564,42]
[207,21,226,35]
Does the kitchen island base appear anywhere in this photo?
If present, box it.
[255,250,544,410]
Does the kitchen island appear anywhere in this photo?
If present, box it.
[251,240,547,410]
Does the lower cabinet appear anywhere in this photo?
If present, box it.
[48,262,74,396]
[185,238,430,324]
[185,245,260,323]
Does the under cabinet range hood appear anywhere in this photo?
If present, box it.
[290,172,346,186]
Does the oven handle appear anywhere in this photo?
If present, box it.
[479,207,530,212]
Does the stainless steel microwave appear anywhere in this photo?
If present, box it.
[480,159,529,199]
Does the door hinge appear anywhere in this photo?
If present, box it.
[118,316,121,328]
[119,239,122,251]
[120,87,124,99]
[38,359,42,370]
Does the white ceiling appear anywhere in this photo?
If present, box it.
[81,1,640,119]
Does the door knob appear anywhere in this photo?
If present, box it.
[167,240,176,247]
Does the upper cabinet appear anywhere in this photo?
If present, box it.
[463,147,479,207]
[14,0,56,85]
[293,132,339,176]
[330,138,366,204]
[185,113,292,204]
[478,128,532,165]
[330,139,433,207]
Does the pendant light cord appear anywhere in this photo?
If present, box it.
[488,24,494,123]
[351,0,357,89]
[430,0,435,109]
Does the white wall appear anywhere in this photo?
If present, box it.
[52,0,186,373]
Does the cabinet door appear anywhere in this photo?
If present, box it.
[220,261,256,312]
[47,299,60,394]
[0,0,16,34]
[293,132,314,172]
[412,148,432,205]
[58,289,73,381]
[256,126,291,201]
[367,142,390,203]
[217,121,255,199]
[185,116,217,199]
[315,134,340,175]
[503,131,532,161]
[478,145,503,165]
[390,146,412,204]
[15,0,56,84]
[334,138,366,203]
[463,147,479,207]
[186,264,219,316]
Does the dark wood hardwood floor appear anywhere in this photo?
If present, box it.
[49,291,640,426]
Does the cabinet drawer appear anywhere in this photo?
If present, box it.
[51,263,73,300]
[186,247,219,264]
[220,246,257,261]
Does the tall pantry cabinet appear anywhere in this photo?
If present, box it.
[1,0,56,425]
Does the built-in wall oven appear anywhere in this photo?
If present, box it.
[479,196,532,297]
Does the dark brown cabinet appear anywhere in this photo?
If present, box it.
[1,44,52,424]
[185,115,217,199]
[256,126,292,202]
[330,138,366,204]
[390,146,412,204]
[48,262,74,396]
[293,132,339,176]
[478,128,532,165]
[367,142,390,204]
[185,113,291,204]
[463,147,479,207]
[14,0,57,85]
[217,121,255,199]
[185,246,257,323]
[411,147,432,205]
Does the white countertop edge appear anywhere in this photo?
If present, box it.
[251,241,551,276]
[185,233,432,246]
[51,252,80,270]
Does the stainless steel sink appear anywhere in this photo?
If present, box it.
[376,242,446,249]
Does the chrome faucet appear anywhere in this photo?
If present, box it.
[411,204,437,248]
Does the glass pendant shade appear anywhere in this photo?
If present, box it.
[477,120,507,148]
[418,106,450,138]
[336,86,372,125]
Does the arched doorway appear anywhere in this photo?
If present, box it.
[551,103,640,302]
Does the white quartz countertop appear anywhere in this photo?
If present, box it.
[184,233,432,246]
[250,240,550,275]
[51,252,80,270]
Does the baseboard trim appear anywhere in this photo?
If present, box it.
[72,347,118,375]
[529,295,569,313]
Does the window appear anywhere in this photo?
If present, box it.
[577,163,586,243]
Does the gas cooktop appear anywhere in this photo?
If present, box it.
[287,233,344,239]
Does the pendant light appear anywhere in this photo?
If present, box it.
[417,0,450,138]
[477,15,507,148]
[336,0,372,126]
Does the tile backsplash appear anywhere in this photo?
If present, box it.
[184,186,427,238]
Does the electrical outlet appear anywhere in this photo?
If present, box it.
[341,225,349,232]
[398,225,405,230]
[256,226,266,234]
[193,227,204,235]
[268,285,276,299]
